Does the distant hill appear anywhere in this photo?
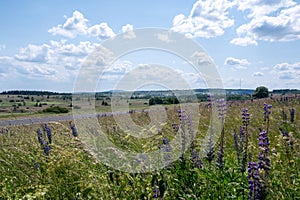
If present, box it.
[1,88,299,97]
[272,89,300,95]
[0,90,71,96]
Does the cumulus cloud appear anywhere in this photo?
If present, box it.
[224,57,250,66]
[48,10,115,40]
[253,72,264,77]
[230,37,258,46]
[48,10,88,38]
[232,1,300,46]
[87,23,115,40]
[121,24,134,33]
[171,0,236,38]
[15,44,50,62]
[1,40,98,82]
[238,0,296,17]
[273,62,300,80]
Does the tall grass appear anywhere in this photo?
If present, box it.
[0,97,299,199]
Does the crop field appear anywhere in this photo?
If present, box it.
[0,96,299,199]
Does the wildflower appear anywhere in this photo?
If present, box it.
[248,162,261,200]
[70,122,78,137]
[289,108,295,123]
[191,149,203,168]
[205,127,215,163]
[279,128,288,137]
[153,187,160,198]
[217,98,226,121]
[44,124,52,144]
[257,130,270,171]
[36,128,44,146]
[172,123,179,132]
[178,110,187,158]
[216,145,225,169]
[242,108,250,127]
[263,102,272,122]
[207,94,213,107]
[43,142,51,156]
[159,138,172,167]
[282,109,287,122]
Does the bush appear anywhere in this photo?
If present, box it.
[253,86,269,99]
[149,97,179,105]
[43,106,69,114]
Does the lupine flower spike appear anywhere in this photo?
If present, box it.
[70,122,78,137]
[44,124,52,144]
[248,162,261,200]
[289,108,295,123]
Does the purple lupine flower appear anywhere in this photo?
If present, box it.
[36,128,44,146]
[159,138,172,167]
[44,124,52,144]
[207,94,213,108]
[163,138,169,145]
[205,127,215,163]
[70,122,78,137]
[178,110,187,157]
[263,102,272,122]
[248,162,261,200]
[217,98,227,121]
[257,130,270,171]
[186,114,194,142]
[191,149,203,168]
[282,109,287,122]
[289,108,295,123]
[242,108,250,127]
[153,187,160,198]
[43,142,51,156]
[216,145,225,169]
[279,128,289,137]
[172,123,179,132]
[279,128,294,155]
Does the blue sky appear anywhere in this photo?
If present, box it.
[0,0,300,92]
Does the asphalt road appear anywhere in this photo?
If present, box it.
[0,110,137,127]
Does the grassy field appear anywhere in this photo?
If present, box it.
[0,96,299,199]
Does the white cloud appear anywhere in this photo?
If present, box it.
[48,10,88,38]
[230,37,258,46]
[15,44,50,62]
[0,40,98,82]
[237,0,296,18]
[48,10,115,40]
[171,0,236,38]
[224,57,250,66]
[253,72,264,77]
[232,1,300,46]
[87,23,115,40]
[121,24,136,39]
[273,62,300,80]
[121,24,134,33]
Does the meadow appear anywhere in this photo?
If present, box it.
[0,95,299,199]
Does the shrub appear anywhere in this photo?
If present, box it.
[253,86,269,99]
[43,106,69,114]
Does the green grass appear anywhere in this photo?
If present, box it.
[0,97,299,199]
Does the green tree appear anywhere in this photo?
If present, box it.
[253,86,269,98]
